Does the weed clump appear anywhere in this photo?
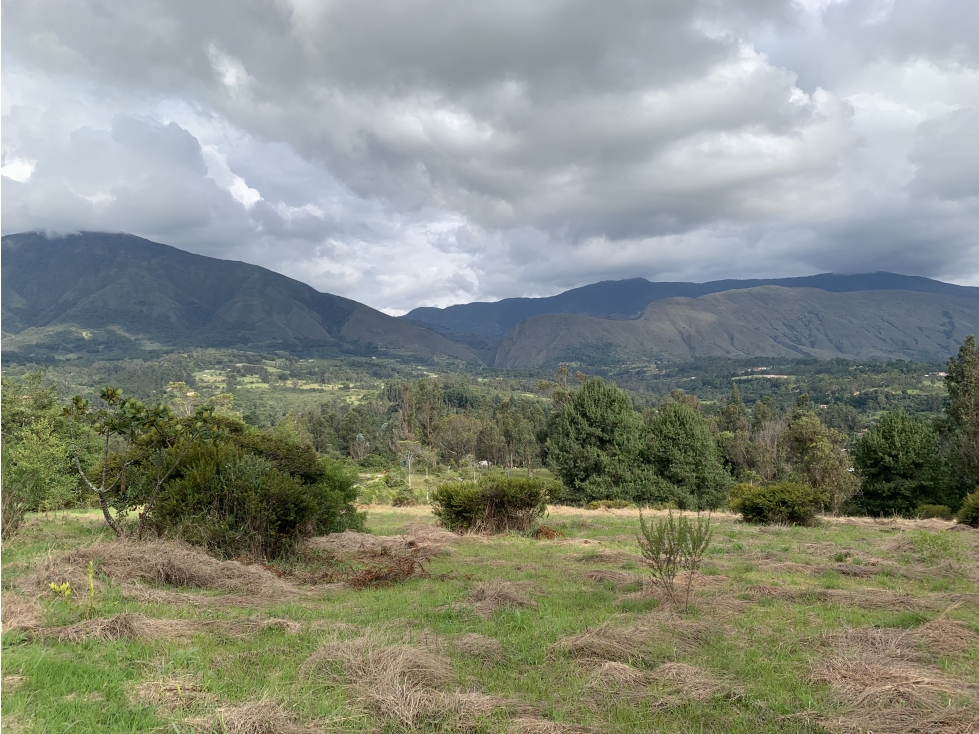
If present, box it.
[728,482,826,526]
[431,477,549,533]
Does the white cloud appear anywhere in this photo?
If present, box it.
[2,0,977,310]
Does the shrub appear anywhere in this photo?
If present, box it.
[636,511,713,607]
[431,476,549,533]
[391,492,418,507]
[152,441,364,559]
[915,504,953,521]
[955,490,979,528]
[728,482,826,526]
[586,499,632,510]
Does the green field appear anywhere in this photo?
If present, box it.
[2,508,977,733]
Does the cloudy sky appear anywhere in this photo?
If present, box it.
[2,0,977,313]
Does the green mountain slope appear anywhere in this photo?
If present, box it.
[407,273,979,338]
[1,232,481,364]
[494,286,979,368]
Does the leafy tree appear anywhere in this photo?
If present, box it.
[547,377,643,503]
[942,335,979,488]
[719,384,749,433]
[785,411,858,514]
[434,413,481,465]
[642,401,731,510]
[65,387,219,536]
[337,407,376,459]
[853,409,954,516]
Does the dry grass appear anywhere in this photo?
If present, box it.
[551,622,658,665]
[465,581,537,618]
[508,717,592,733]
[572,549,642,565]
[820,617,979,663]
[1,593,42,632]
[810,707,979,734]
[454,632,504,660]
[41,613,201,643]
[651,662,744,702]
[189,700,321,734]
[306,525,455,562]
[33,540,297,599]
[580,569,638,587]
[810,655,976,709]
[132,675,216,711]
[587,661,647,688]
[302,631,515,728]
[302,633,455,727]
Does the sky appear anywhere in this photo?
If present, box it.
[2,0,977,314]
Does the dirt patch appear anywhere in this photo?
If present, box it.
[1,594,42,632]
[33,540,296,599]
[3,675,25,692]
[133,675,216,711]
[454,633,504,660]
[188,700,320,734]
[465,581,538,618]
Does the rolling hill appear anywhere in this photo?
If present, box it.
[407,273,979,338]
[1,232,481,364]
[494,286,979,368]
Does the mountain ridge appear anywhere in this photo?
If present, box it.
[407,273,979,338]
[1,231,481,364]
[494,286,979,368]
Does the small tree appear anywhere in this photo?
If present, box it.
[65,387,217,536]
[637,511,713,608]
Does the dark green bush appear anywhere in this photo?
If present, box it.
[431,476,549,533]
[915,504,953,521]
[728,482,826,526]
[956,491,979,528]
[151,436,364,559]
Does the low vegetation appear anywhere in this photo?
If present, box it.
[3,506,977,733]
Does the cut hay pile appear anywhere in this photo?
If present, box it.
[42,613,199,643]
[189,700,321,734]
[306,524,457,562]
[551,622,658,665]
[811,655,975,708]
[302,633,507,729]
[587,661,647,688]
[465,581,538,618]
[0,594,42,632]
[132,675,216,711]
[820,617,979,661]
[508,717,591,733]
[33,540,296,599]
[580,569,638,587]
[454,633,504,660]
[651,663,743,702]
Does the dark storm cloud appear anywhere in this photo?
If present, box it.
[2,0,977,312]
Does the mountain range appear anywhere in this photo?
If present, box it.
[1,232,481,364]
[3,231,977,367]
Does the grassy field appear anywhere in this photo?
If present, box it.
[2,507,978,733]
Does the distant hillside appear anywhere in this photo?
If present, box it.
[1,232,481,364]
[494,287,979,368]
[407,273,979,338]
